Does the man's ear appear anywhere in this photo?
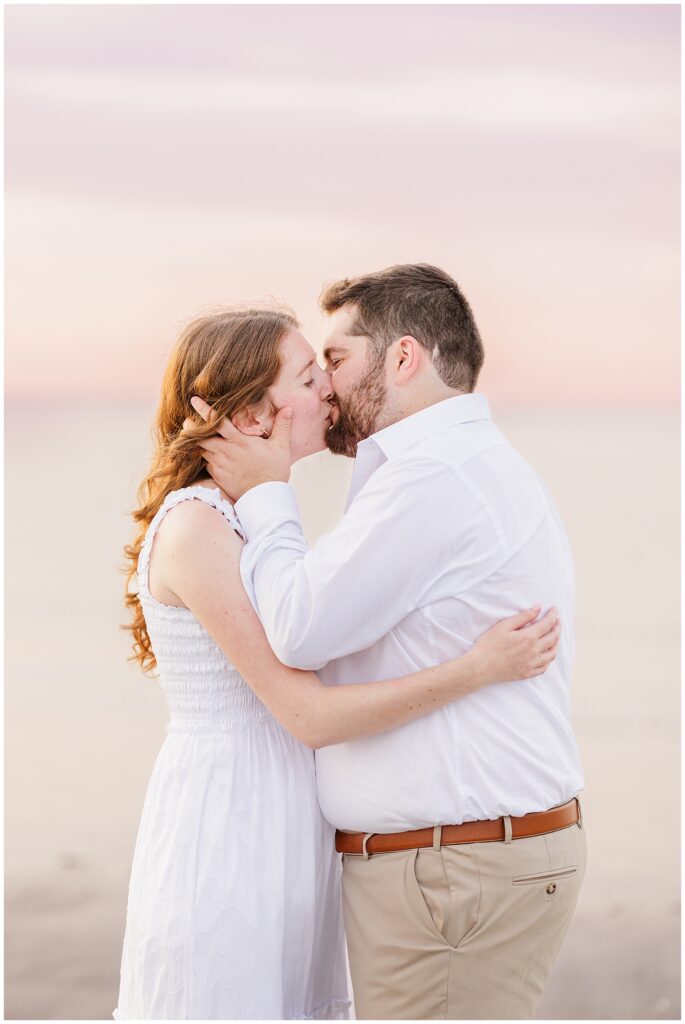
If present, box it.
[393,335,422,383]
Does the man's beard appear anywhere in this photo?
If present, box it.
[326,356,387,457]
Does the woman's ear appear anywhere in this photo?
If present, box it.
[231,407,265,436]
[231,401,274,437]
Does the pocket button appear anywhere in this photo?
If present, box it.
[546,883,557,895]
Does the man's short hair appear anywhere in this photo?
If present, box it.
[319,263,484,391]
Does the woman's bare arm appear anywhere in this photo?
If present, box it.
[151,500,560,749]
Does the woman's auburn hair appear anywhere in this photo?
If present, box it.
[123,307,299,674]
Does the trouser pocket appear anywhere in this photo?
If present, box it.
[512,866,578,886]
[413,846,481,948]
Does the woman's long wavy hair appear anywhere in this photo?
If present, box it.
[123,307,299,674]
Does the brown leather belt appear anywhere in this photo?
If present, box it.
[335,798,581,857]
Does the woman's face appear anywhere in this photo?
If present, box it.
[266,329,334,462]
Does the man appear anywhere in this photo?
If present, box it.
[193,264,586,1019]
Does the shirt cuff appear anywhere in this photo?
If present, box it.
[234,481,302,540]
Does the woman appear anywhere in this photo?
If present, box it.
[116,307,560,1020]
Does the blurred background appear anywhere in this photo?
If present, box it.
[5,4,680,1020]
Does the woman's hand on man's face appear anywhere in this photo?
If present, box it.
[184,396,293,501]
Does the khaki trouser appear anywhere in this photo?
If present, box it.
[342,817,587,1019]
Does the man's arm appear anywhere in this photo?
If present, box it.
[186,396,503,670]
[235,455,503,669]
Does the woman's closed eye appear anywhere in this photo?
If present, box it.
[303,378,316,388]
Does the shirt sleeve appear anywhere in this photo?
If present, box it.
[235,456,501,670]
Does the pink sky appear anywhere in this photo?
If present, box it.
[5,5,680,405]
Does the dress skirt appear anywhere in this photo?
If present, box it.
[114,716,350,1020]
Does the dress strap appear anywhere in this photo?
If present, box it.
[137,485,245,598]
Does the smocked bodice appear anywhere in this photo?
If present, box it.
[137,486,269,732]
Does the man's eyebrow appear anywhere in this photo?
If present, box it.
[323,345,347,359]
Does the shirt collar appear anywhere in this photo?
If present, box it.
[345,393,491,511]
[360,392,492,462]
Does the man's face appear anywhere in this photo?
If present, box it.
[323,307,388,457]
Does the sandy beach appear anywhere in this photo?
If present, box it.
[5,402,680,1020]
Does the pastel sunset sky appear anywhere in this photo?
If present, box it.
[5,4,680,405]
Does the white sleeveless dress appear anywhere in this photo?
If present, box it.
[114,485,350,1020]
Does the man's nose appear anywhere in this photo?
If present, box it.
[319,370,334,401]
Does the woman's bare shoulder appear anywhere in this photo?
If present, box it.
[148,487,243,605]
[154,487,243,556]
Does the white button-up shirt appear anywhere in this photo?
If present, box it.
[236,394,584,833]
